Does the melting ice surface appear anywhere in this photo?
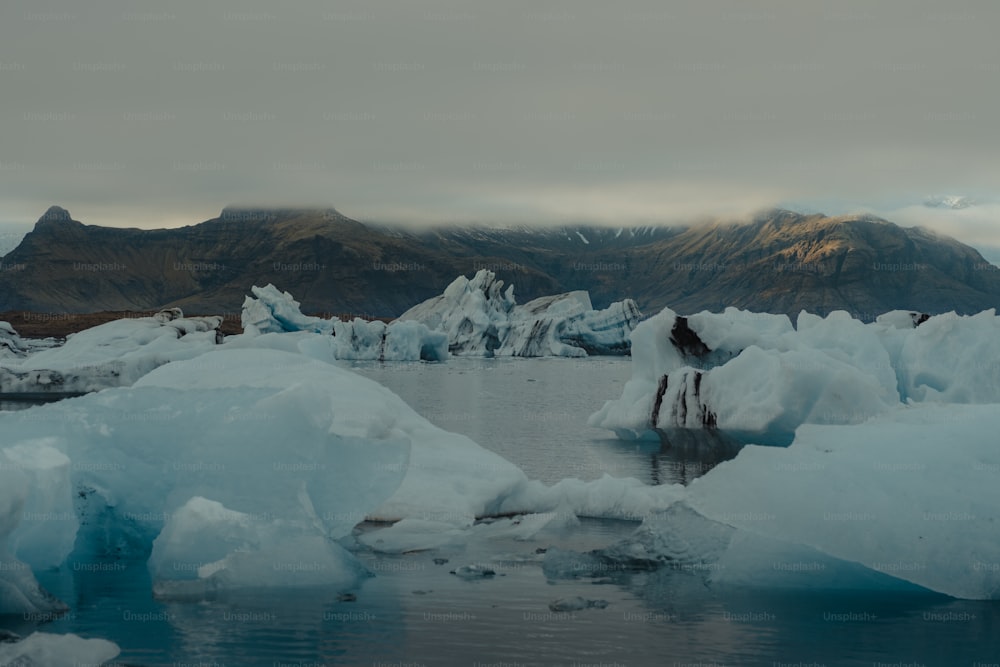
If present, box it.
[1,350,999,663]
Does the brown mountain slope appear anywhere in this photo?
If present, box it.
[1,206,998,319]
[623,211,1000,318]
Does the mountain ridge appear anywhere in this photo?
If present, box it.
[2,206,998,320]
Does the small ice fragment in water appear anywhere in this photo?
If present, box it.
[450,565,496,579]
[548,596,610,612]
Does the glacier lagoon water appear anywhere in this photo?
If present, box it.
[4,357,1000,665]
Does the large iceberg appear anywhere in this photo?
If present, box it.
[0,348,547,609]
[0,349,411,607]
[240,283,448,361]
[241,283,334,335]
[566,404,1000,600]
[397,270,641,357]
[0,309,222,395]
[591,305,1000,441]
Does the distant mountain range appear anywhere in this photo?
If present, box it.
[1,205,999,320]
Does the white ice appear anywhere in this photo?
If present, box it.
[240,284,448,361]
[2,311,997,609]
[398,270,641,357]
[0,309,222,394]
[592,305,1000,440]
[550,404,1000,600]
[0,632,120,667]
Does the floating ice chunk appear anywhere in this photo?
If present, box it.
[592,305,1000,439]
[150,497,369,596]
[241,284,333,335]
[892,309,1000,403]
[450,564,496,579]
[0,310,222,394]
[399,270,640,357]
[0,632,120,667]
[685,404,1000,599]
[0,321,28,358]
[541,548,608,580]
[548,596,608,612]
[586,503,934,593]
[876,309,931,329]
[399,271,515,355]
[357,518,472,553]
[0,349,414,597]
[358,510,581,554]
[380,319,448,362]
[240,284,447,361]
[331,318,447,361]
[558,298,643,356]
[598,503,735,571]
[504,474,684,522]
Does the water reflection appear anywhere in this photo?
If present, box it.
[601,427,751,486]
[0,393,84,412]
[649,427,747,485]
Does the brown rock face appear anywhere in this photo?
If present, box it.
[1,207,998,319]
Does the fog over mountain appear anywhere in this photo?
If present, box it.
[1,0,999,240]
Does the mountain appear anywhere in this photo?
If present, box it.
[1,206,999,320]
[620,210,1000,319]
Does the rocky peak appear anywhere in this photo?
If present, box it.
[38,206,73,224]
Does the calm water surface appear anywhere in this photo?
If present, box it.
[3,358,998,666]
[347,356,740,486]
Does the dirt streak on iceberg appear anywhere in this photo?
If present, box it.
[591,305,1000,441]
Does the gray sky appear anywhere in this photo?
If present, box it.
[2,0,999,245]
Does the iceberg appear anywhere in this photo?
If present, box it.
[0,349,414,602]
[0,441,77,615]
[149,496,370,599]
[0,321,28,358]
[397,269,641,357]
[241,284,333,335]
[577,404,1000,600]
[330,318,448,362]
[0,632,120,667]
[240,283,448,361]
[591,305,1000,441]
[0,309,222,395]
[0,322,62,361]
[0,348,554,605]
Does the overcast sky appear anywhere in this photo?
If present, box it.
[2,0,999,246]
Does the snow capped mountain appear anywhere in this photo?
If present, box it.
[924,194,977,209]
